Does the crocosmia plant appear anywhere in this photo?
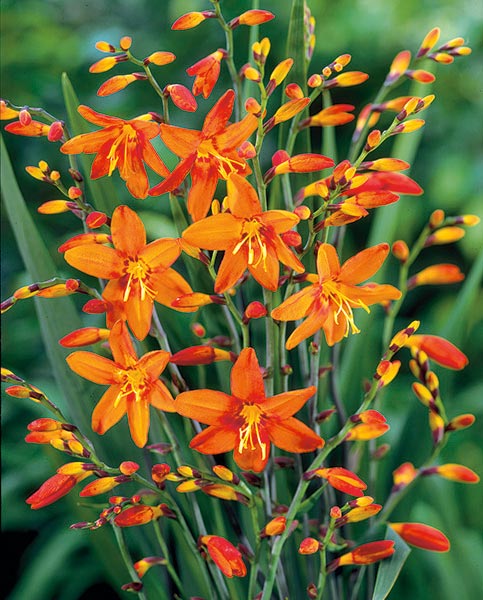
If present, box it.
[2,1,481,599]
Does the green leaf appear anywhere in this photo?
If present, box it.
[61,72,119,215]
[1,134,92,432]
[372,526,411,600]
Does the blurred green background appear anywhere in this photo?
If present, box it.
[1,0,482,598]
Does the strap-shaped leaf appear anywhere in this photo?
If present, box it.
[1,134,92,432]
[61,72,119,215]
[372,526,411,600]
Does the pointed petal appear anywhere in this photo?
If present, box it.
[261,210,300,234]
[270,235,305,272]
[226,173,261,217]
[215,113,258,152]
[138,350,170,379]
[90,143,113,177]
[230,348,265,402]
[141,238,181,270]
[125,290,153,341]
[189,425,238,454]
[182,214,241,250]
[108,320,138,366]
[317,244,341,281]
[64,245,124,279]
[340,243,390,284]
[111,205,146,255]
[127,397,150,447]
[233,428,270,472]
[66,351,117,384]
[215,248,248,293]
[202,90,235,137]
[159,124,202,157]
[264,387,316,418]
[148,154,196,196]
[92,385,127,434]
[271,286,318,321]
[248,247,280,291]
[266,417,324,452]
[61,129,117,155]
[286,304,329,350]
[149,268,195,311]
[175,390,238,425]
[322,306,349,346]
[343,282,401,304]
[142,141,170,177]
[78,105,122,126]
[187,159,219,221]
[149,380,176,412]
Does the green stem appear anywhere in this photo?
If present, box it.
[152,520,185,595]
[111,524,148,600]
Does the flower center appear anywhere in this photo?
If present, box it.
[232,219,268,268]
[123,258,156,302]
[115,367,147,406]
[197,139,245,179]
[238,404,266,460]
[107,124,137,175]
[322,280,370,337]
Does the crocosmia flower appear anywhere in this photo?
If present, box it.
[182,173,305,292]
[271,243,401,348]
[149,90,258,221]
[175,347,324,472]
[60,105,169,198]
[66,320,175,447]
[62,205,193,340]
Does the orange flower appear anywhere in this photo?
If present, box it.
[26,462,95,509]
[199,535,247,578]
[175,347,324,472]
[63,205,193,340]
[186,49,226,98]
[60,105,169,198]
[149,90,258,221]
[66,320,175,447]
[182,173,305,292]
[327,541,395,572]
[271,243,401,349]
[389,522,450,552]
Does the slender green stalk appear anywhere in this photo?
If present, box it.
[152,520,185,595]
[111,524,148,600]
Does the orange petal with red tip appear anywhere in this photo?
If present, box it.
[114,505,160,527]
[408,264,464,288]
[328,541,394,572]
[272,98,310,125]
[389,522,450,552]
[80,476,121,497]
[59,232,112,253]
[433,463,479,483]
[238,9,274,26]
[299,537,321,554]
[330,71,369,87]
[172,11,209,30]
[60,327,110,347]
[265,416,324,454]
[97,74,138,97]
[64,244,123,279]
[273,153,334,175]
[314,466,367,496]
[146,51,176,66]
[170,345,233,366]
[386,50,411,84]
[200,535,247,578]
[405,334,468,370]
[26,474,79,509]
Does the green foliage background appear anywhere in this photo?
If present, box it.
[1,0,482,598]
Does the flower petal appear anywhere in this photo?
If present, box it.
[175,390,238,425]
[263,387,316,418]
[148,154,196,196]
[265,417,324,452]
[127,396,150,447]
[159,124,202,157]
[230,348,265,402]
[189,425,238,454]
[66,351,117,384]
[271,286,318,321]
[108,320,138,366]
[340,243,390,284]
[64,245,124,279]
[215,247,248,293]
[202,90,235,138]
[92,384,127,434]
[182,214,241,250]
[111,205,147,255]
[226,173,261,217]
[187,158,219,221]
[317,244,340,281]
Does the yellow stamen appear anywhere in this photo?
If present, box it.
[232,219,268,268]
[106,125,137,176]
[323,281,370,337]
[115,367,147,407]
[123,259,156,302]
[197,139,245,179]
[238,404,266,459]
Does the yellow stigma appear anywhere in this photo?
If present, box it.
[238,404,266,459]
[123,258,156,302]
[323,281,369,337]
[197,139,245,179]
[232,219,268,268]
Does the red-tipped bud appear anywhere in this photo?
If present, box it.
[389,522,450,552]
[298,537,322,555]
